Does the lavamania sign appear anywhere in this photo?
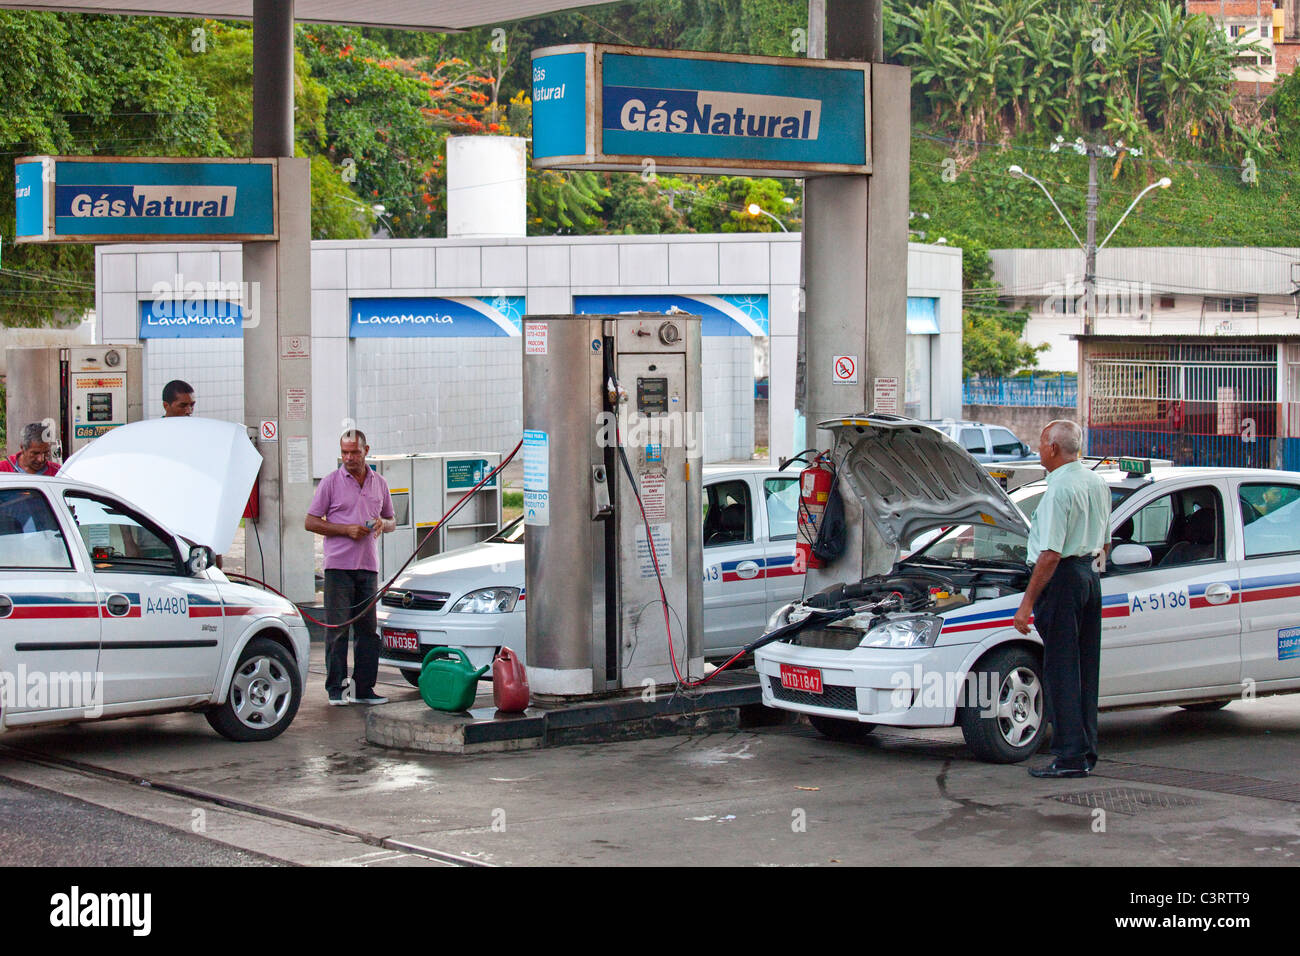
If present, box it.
[531,44,870,177]
[14,157,277,242]
[350,297,525,337]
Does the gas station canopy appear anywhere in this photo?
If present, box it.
[0,0,611,31]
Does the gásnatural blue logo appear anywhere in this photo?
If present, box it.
[57,185,236,220]
[606,87,820,141]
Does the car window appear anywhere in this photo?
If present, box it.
[764,477,798,541]
[990,428,1022,455]
[1112,486,1223,569]
[489,515,524,544]
[704,479,752,546]
[64,492,179,574]
[960,428,986,453]
[1239,483,1300,559]
[0,488,73,570]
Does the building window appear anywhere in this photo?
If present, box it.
[1210,296,1258,313]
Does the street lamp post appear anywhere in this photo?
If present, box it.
[747,202,789,232]
[1009,156,1170,335]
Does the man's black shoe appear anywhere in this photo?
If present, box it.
[1086,755,1098,772]
[1028,759,1089,779]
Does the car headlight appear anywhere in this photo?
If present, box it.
[450,587,520,614]
[860,615,943,649]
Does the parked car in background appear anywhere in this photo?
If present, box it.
[924,420,1036,463]
[377,465,806,683]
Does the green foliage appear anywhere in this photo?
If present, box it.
[0,12,221,325]
[962,314,1045,377]
[889,0,1267,159]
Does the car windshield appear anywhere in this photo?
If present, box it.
[489,516,525,544]
[906,483,1134,565]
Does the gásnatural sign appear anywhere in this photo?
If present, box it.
[14,156,277,242]
[531,44,870,178]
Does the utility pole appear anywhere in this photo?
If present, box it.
[1084,145,1098,336]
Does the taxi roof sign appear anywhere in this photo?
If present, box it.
[1118,457,1151,476]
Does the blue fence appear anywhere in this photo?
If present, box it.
[963,374,1077,407]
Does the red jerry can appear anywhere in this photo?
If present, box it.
[492,647,530,713]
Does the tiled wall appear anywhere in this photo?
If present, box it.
[144,338,244,423]
[352,336,522,459]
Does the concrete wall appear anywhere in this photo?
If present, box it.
[961,404,1078,443]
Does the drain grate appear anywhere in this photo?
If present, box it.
[1050,787,1199,814]
[1095,762,1300,805]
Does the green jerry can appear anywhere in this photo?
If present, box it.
[418,646,489,712]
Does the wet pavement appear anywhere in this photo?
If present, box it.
[1,643,1298,866]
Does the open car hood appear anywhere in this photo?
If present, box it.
[820,415,1030,568]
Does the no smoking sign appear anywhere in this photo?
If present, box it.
[832,354,858,385]
[260,419,278,442]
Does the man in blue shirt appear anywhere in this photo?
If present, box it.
[1013,420,1110,778]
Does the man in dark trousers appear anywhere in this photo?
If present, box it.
[305,429,395,705]
[1012,419,1110,778]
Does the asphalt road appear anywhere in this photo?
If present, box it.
[0,777,281,867]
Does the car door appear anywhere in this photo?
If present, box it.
[1100,482,1240,697]
[702,476,766,655]
[760,474,803,616]
[0,486,101,720]
[988,427,1028,462]
[958,426,990,462]
[1234,479,1300,685]
[63,489,224,705]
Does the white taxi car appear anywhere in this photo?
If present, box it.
[378,466,806,682]
[756,416,1300,762]
[0,475,309,741]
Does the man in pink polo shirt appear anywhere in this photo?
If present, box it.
[305,429,395,705]
[0,423,61,476]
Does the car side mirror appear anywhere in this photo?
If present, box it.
[1110,543,1152,568]
[187,545,216,575]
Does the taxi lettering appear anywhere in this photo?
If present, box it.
[1130,588,1188,613]
[145,596,188,615]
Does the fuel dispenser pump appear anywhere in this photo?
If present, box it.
[522,314,702,699]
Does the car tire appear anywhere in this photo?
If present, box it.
[808,715,876,742]
[402,668,422,688]
[959,645,1046,764]
[205,636,301,742]
[1180,700,1230,712]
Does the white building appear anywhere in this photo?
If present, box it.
[94,234,962,477]
[991,246,1300,372]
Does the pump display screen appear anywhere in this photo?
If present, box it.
[86,393,114,422]
[637,377,669,414]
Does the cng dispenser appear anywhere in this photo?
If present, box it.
[523,314,702,699]
[5,346,144,457]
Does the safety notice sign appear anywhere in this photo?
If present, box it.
[260,419,278,442]
[832,354,858,385]
[635,522,672,579]
[640,472,667,520]
[873,377,900,414]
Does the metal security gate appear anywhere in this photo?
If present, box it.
[1084,341,1281,469]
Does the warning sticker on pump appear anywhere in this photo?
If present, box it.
[640,472,667,520]
[635,522,672,579]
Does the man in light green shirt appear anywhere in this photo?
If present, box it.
[1012,420,1110,778]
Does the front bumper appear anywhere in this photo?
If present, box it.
[375,606,524,672]
[754,639,977,727]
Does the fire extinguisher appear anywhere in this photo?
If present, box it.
[796,453,835,570]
